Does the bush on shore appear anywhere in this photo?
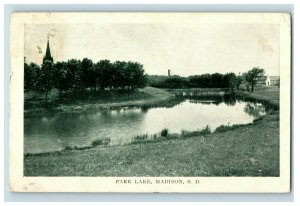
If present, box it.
[91,137,111,147]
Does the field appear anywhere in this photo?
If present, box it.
[24,85,280,176]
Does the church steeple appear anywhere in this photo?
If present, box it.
[43,36,53,63]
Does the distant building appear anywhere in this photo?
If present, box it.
[257,75,279,86]
[43,37,53,63]
[257,76,267,84]
[266,75,280,86]
[168,69,171,77]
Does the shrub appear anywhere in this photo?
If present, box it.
[180,129,189,137]
[200,125,211,135]
[180,128,210,138]
[214,125,232,133]
[161,128,169,137]
[91,137,111,147]
[132,134,149,141]
[64,146,73,151]
[166,133,180,139]
[76,145,93,150]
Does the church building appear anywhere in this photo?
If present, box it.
[43,37,53,63]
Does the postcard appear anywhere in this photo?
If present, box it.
[9,12,291,192]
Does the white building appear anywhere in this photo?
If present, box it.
[266,75,280,86]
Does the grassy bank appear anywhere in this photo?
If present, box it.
[24,86,280,176]
[238,85,279,106]
[24,87,174,115]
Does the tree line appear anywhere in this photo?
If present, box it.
[147,73,244,91]
[147,67,265,92]
[25,57,265,102]
[24,58,147,101]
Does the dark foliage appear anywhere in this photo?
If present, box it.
[24,58,147,101]
[243,67,265,92]
[147,72,243,90]
[161,128,169,137]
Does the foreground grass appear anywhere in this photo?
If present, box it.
[24,86,280,176]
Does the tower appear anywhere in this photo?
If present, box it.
[43,36,53,63]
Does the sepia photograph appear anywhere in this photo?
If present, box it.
[9,12,291,192]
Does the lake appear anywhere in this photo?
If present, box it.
[24,97,266,154]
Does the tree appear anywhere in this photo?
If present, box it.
[36,60,54,101]
[66,59,81,92]
[25,56,147,101]
[223,73,237,91]
[162,76,187,88]
[53,61,73,97]
[126,62,146,89]
[80,58,95,91]
[24,61,40,92]
[235,75,243,90]
[223,73,243,91]
[188,74,211,88]
[244,67,265,92]
[94,59,112,90]
[94,60,146,91]
[24,61,32,92]
[210,73,224,88]
[146,75,168,88]
[113,61,127,89]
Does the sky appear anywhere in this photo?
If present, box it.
[24,23,280,76]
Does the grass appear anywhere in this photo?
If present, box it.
[133,134,149,141]
[24,86,280,177]
[237,84,279,107]
[130,127,211,145]
[214,124,248,133]
[179,127,211,138]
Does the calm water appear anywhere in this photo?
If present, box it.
[24,97,266,154]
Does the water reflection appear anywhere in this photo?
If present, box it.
[24,96,267,154]
[186,94,237,106]
[244,102,266,118]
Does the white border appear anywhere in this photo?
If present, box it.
[8,12,291,193]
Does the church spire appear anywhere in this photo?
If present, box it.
[43,36,53,63]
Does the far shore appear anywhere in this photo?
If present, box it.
[24,87,174,116]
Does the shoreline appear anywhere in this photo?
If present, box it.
[24,119,263,157]
[24,87,175,116]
